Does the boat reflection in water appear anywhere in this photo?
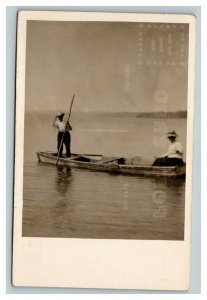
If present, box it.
[55,165,72,196]
[51,166,185,240]
[50,165,76,235]
[151,175,185,187]
[22,161,185,240]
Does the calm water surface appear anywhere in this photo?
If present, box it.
[23,112,186,240]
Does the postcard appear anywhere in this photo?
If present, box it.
[13,11,196,290]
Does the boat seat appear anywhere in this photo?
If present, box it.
[100,157,125,164]
[72,155,91,162]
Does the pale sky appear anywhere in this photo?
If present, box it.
[25,21,189,112]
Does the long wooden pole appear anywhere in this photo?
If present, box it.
[56,94,75,166]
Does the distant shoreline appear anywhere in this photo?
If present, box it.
[25,110,187,119]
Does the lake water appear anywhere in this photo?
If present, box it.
[22,112,186,240]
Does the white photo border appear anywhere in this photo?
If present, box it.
[12,10,196,291]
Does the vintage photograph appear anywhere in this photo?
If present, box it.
[22,17,189,241]
[12,11,196,290]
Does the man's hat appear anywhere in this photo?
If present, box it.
[167,130,177,138]
[57,112,65,117]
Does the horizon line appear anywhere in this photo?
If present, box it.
[25,109,187,113]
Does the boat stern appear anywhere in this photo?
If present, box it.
[36,151,42,162]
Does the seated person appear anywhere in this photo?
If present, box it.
[152,131,184,166]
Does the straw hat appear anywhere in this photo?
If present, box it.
[167,130,177,138]
[57,112,65,117]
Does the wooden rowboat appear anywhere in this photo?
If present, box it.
[36,151,186,177]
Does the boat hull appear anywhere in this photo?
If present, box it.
[36,151,186,177]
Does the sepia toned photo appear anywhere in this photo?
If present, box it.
[13,11,196,290]
[23,18,188,240]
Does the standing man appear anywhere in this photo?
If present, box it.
[53,112,72,158]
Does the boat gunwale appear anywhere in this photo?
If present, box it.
[36,151,185,171]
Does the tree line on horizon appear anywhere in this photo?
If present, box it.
[26,110,187,118]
